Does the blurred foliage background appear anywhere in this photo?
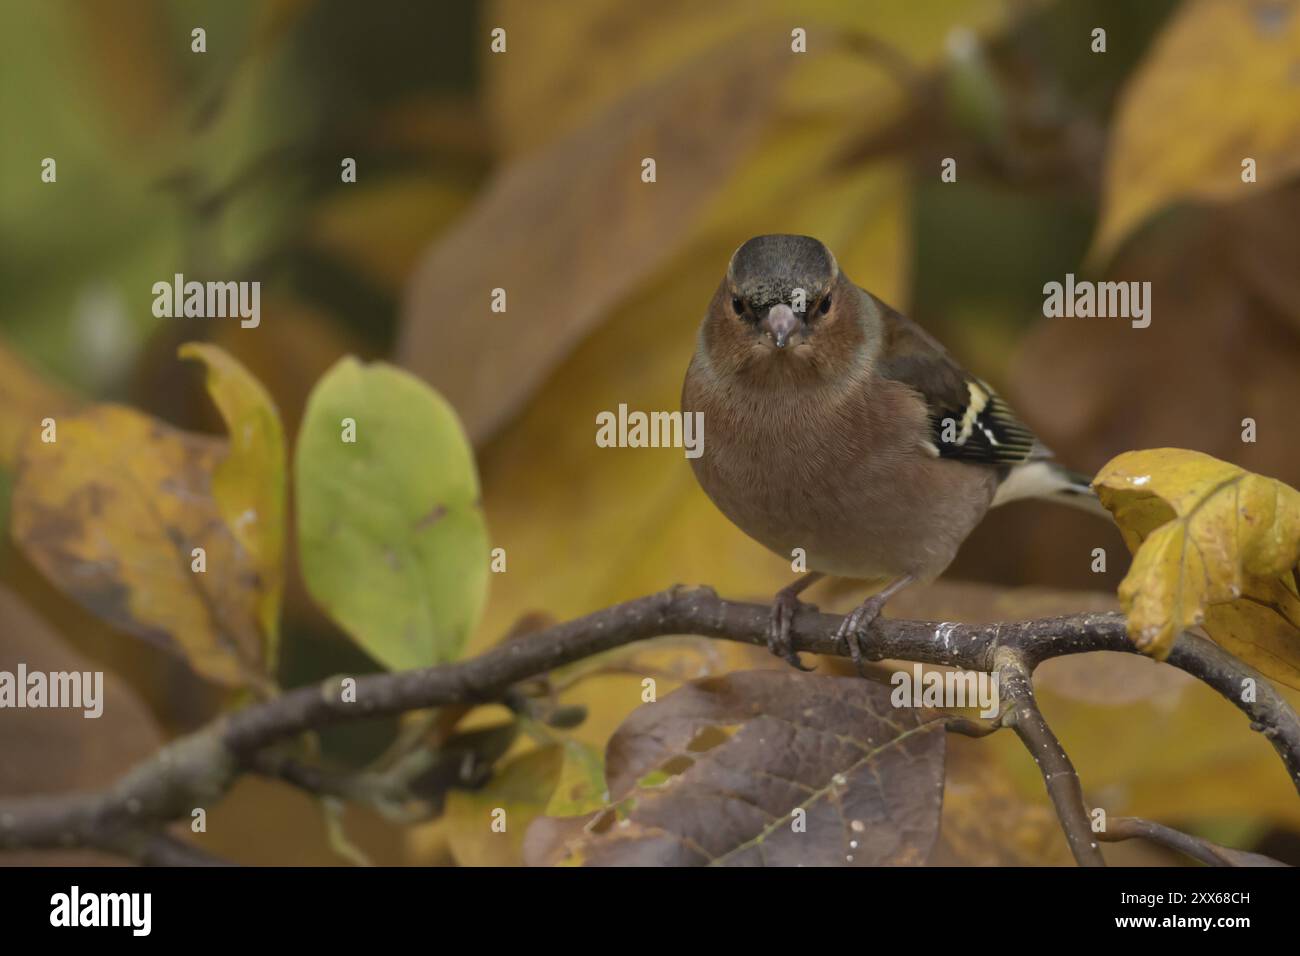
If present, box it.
[3,0,1300,865]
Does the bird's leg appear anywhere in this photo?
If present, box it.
[834,575,914,674]
[767,572,824,670]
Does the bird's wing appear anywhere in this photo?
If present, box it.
[868,294,1046,469]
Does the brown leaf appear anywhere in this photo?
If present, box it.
[0,585,164,864]
[530,670,946,866]
[397,35,793,443]
[1013,184,1300,492]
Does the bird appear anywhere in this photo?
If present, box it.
[681,234,1105,670]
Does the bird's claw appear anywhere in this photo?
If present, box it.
[767,590,815,671]
[834,595,888,675]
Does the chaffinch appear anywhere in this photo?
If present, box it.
[681,234,1104,669]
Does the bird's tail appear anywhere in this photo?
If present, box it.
[992,460,1112,520]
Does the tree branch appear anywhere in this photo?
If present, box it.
[996,647,1104,866]
[1,585,1296,864]
[1098,816,1289,867]
[115,830,236,867]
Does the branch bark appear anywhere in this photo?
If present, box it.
[1098,816,1288,867]
[997,647,1105,866]
[1,585,1296,864]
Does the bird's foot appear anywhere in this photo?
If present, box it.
[767,586,816,672]
[834,596,887,674]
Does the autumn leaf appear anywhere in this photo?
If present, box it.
[1094,448,1300,685]
[1091,0,1300,261]
[528,671,946,866]
[543,740,608,818]
[1014,184,1300,491]
[201,301,370,447]
[295,357,489,671]
[1202,575,1300,690]
[0,585,167,865]
[485,0,1020,157]
[444,745,563,867]
[933,735,1076,866]
[0,341,77,469]
[10,404,269,688]
[398,33,796,443]
[179,342,287,670]
[403,634,775,863]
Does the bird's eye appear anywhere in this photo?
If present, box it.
[818,294,832,315]
[731,296,745,316]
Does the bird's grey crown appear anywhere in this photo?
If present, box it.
[728,234,838,312]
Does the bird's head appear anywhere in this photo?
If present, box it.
[701,234,867,385]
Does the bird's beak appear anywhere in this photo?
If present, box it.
[761,304,800,349]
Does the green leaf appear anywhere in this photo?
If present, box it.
[295,357,489,670]
[179,342,287,672]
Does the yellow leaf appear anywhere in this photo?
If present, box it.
[1091,0,1300,261]
[179,343,287,673]
[11,404,269,689]
[0,341,77,469]
[1203,576,1300,689]
[444,745,563,867]
[1094,448,1300,682]
[935,735,1076,866]
[485,0,1022,157]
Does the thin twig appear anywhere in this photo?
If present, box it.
[1099,817,1289,867]
[111,830,236,867]
[996,648,1105,867]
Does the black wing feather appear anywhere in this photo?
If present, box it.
[868,292,1044,468]
[928,385,1039,466]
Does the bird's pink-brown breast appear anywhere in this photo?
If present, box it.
[682,350,997,582]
